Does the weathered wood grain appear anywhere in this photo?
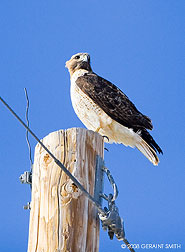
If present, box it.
[27,128,104,252]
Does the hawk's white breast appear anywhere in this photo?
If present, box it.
[70,70,141,146]
[70,69,108,132]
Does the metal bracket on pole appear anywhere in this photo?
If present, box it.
[94,155,105,205]
[19,171,32,184]
[19,170,32,210]
[98,165,125,241]
[99,194,125,240]
[23,202,31,210]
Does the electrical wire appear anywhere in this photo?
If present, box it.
[0,95,135,252]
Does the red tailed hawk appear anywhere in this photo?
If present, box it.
[66,52,163,165]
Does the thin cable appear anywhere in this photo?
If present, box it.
[122,238,136,252]
[24,88,33,166]
[0,95,135,252]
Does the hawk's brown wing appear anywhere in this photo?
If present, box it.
[76,72,153,131]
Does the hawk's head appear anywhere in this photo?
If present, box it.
[66,53,92,76]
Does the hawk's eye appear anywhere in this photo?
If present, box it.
[74,55,80,59]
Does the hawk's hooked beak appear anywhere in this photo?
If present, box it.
[81,54,89,62]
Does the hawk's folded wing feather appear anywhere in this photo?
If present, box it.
[76,72,153,131]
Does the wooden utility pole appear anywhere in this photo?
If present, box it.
[27,128,104,252]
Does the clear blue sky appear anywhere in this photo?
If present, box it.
[0,1,184,251]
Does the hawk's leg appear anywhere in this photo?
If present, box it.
[95,127,109,142]
[95,126,101,133]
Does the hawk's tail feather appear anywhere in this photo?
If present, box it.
[136,139,159,166]
[138,129,163,155]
